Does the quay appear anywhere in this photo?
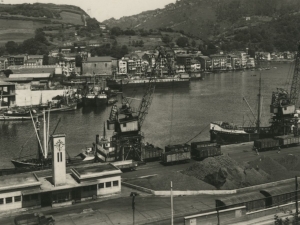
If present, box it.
[1,141,300,224]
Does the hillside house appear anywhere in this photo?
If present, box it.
[210,54,227,70]
[26,55,43,66]
[82,56,117,76]
[8,55,26,66]
[0,57,8,70]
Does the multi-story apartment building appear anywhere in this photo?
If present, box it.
[198,56,212,71]
[118,59,127,75]
[210,54,227,70]
[8,55,26,66]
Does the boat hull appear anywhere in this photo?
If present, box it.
[95,97,107,107]
[122,79,190,90]
[82,97,95,107]
[0,115,39,121]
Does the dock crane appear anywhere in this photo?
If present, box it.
[106,46,172,161]
[269,42,300,136]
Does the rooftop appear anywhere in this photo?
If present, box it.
[28,55,43,59]
[0,172,40,192]
[86,56,117,62]
[9,73,51,79]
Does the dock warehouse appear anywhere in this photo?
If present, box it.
[0,134,122,212]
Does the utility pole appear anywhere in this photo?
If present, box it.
[171,181,173,225]
[130,192,138,225]
[296,176,299,223]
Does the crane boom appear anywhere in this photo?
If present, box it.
[289,42,300,106]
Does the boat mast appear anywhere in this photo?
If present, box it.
[47,109,50,155]
[43,109,48,158]
[36,118,42,161]
[256,61,262,133]
[30,111,45,159]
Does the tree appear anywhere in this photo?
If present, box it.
[43,54,49,65]
[176,37,189,47]
[5,41,19,54]
[191,40,196,47]
[162,35,171,44]
[3,69,13,78]
[110,27,123,36]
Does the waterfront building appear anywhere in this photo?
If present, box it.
[82,56,117,76]
[246,58,255,68]
[210,54,227,70]
[190,59,201,72]
[6,73,52,90]
[118,59,127,75]
[0,81,16,108]
[176,54,192,72]
[0,134,122,212]
[198,56,212,71]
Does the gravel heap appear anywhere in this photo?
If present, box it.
[128,171,216,191]
[182,155,271,190]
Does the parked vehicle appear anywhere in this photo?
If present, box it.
[191,141,222,160]
[14,213,55,225]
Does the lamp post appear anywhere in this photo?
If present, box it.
[130,192,139,225]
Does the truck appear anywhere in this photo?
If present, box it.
[190,141,221,160]
[14,213,55,225]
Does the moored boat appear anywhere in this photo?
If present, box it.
[95,90,108,107]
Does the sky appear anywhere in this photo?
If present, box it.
[5,0,176,22]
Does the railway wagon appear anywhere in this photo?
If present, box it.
[165,143,191,153]
[253,138,280,151]
[161,151,191,164]
[274,134,300,146]
[191,141,221,160]
[142,145,163,162]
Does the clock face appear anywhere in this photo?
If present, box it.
[54,139,65,152]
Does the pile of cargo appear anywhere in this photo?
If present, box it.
[182,155,271,189]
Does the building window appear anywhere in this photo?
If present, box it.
[57,152,59,162]
[113,181,119,187]
[94,64,97,67]
[6,197,12,204]
[106,182,112,188]
[60,152,62,162]
[91,185,97,191]
[105,63,107,68]
[14,196,21,202]
[98,183,104,189]
[31,194,38,200]
[0,198,3,204]
[122,123,127,127]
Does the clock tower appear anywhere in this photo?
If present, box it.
[52,134,66,186]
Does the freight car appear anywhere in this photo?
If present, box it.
[254,134,300,151]
[191,141,222,160]
[142,144,163,162]
[161,144,191,165]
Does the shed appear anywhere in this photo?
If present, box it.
[260,183,298,207]
[216,191,265,212]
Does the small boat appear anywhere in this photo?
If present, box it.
[107,98,118,105]
[0,109,41,121]
[95,90,108,107]
[39,95,77,112]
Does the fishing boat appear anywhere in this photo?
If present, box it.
[107,98,118,105]
[95,90,108,107]
[11,110,95,169]
[39,93,77,112]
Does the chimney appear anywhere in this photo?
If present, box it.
[52,134,66,186]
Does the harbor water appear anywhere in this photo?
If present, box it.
[0,62,294,168]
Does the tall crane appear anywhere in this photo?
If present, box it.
[269,42,300,136]
[106,46,171,161]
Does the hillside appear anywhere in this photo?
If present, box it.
[0,3,88,45]
[103,0,300,50]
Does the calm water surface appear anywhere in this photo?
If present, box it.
[0,62,295,168]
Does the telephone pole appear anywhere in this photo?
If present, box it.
[296,176,299,223]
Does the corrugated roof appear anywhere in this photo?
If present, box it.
[9,73,51,78]
[216,191,265,206]
[260,183,296,196]
[86,56,116,62]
